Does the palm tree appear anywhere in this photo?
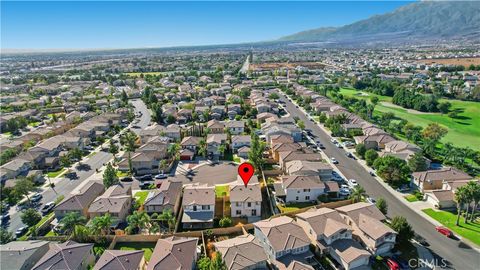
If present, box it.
[350,186,366,203]
[454,186,468,226]
[89,214,112,236]
[159,209,176,233]
[218,143,226,159]
[469,181,480,222]
[60,212,87,237]
[167,143,180,160]
[198,139,208,158]
[126,211,150,234]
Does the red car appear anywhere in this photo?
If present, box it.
[436,226,453,238]
[386,258,400,270]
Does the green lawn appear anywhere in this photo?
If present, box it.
[423,208,480,246]
[277,202,314,213]
[404,194,419,202]
[215,185,229,197]
[46,168,66,178]
[337,88,480,151]
[116,171,131,178]
[134,191,149,205]
[114,242,155,261]
[233,155,241,163]
[28,121,41,127]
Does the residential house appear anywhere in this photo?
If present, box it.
[412,167,473,192]
[424,190,456,209]
[207,120,225,134]
[0,158,31,181]
[274,175,325,203]
[207,133,227,157]
[32,241,95,270]
[54,181,105,219]
[213,234,269,270]
[296,208,370,270]
[181,184,215,229]
[147,237,198,270]
[88,184,132,222]
[354,134,395,150]
[254,216,312,264]
[180,136,203,153]
[229,175,262,221]
[285,160,332,180]
[231,135,251,152]
[336,202,396,255]
[270,142,303,162]
[93,250,145,270]
[278,150,322,170]
[144,180,183,215]
[0,240,50,270]
[225,120,245,135]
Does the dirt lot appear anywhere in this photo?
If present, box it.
[417,57,480,67]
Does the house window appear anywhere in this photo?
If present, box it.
[247,202,251,207]
[193,205,197,211]
[202,205,209,210]
[236,210,241,215]
[252,209,257,216]
[296,196,299,201]
[305,196,310,200]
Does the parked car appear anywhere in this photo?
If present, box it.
[369,171,376,177]
[136,174,152,181]
[414,234,429,246]
[366,197,376,204]
[139,182,152,189]
[31,193,43,203]
[155,173,168,179]
[391,255,410,270]
[15,227,28,238]
[345,152,355,159]
[330,138,337,144]
[348,179,359,188]
[330,157,338,164]
[0,213,10,227]
[41,202,56,215]
[339,188,351,196]
[436,226,453,238]
[121,176,133,182]
[332,171,343,181]
[386,258,400,270]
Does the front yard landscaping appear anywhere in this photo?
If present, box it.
[404,194,419,202]
[277,202,314,213]
[423,208,480,246]
[46,168,66,178]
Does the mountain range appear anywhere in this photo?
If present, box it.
[280,1,480,43]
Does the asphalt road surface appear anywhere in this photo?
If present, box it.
[277,91,479,270]
[6,151,113,234]
[130,99,151,134]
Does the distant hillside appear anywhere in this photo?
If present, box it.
[280,1,480,42]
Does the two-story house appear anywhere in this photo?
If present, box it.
[231,135,251,152]
[181,184,215,229]
[229,176,262,222]
[296,208,370,270]
[274,175,325,203]
[225,120,245,135]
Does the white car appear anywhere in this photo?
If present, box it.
[330,138,337,144]
[339,188,351,196]
[330,157,338,164]
[348,179,359,188]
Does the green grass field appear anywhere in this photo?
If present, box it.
[115,242,155,261]
[337,88,480,151]
[46,168,66,178]
[423,208,480,246]
[215,185,229,197]
[133,191,149,205]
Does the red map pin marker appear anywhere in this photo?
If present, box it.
[238,162,255,187]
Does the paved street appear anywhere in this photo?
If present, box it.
[130,99,151,134]
[6,151,113,234]
[277,91,480,270]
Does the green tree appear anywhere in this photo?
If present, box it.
[197,256,212,270]
[248,133,265,171]
[159,209,176,233]
[454,186,468,226]
[219,217,232,228]
[390,216,414,246]
[297,120,305,130]
[365,149,379,166]
[355,143,367,159]
[318,112,327,123]
[60,212,87,237]
[121,89,128,104]
[109,140,119,154]
[349,186,366,203]
[218,143,226,159]
[21,208,42,227]
[211,252,227,270]
[103,163,119,188]
[126,211,151,234]
[408,152,428,172]
[437,102,451,114]
[376,198,388,215]
[422,123,448,142]
[373,156,411,186]
[468,181,480,222]
[198,139,208,158]
[0,228,14,244]
[89,214,112,236]
[14,178,35,203]
[121,130,138,152]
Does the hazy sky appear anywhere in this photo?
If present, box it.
[1,1,413,49]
